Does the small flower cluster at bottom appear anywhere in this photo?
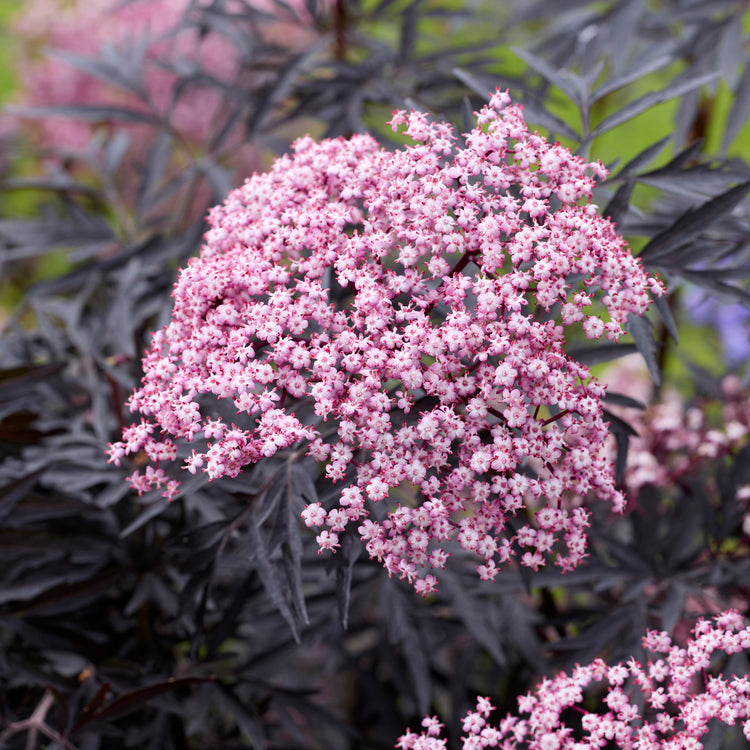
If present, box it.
[397,610,750,749]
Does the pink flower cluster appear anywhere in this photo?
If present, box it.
[398,610,750,749]
[628,375,749,494]
[602,359,750,509]
[108,90,664,591]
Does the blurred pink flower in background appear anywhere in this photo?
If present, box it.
[601,356,749,491]
[4,0,329,222]
[11,0,232,150]
[600,354,750,532]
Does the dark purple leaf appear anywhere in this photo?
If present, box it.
[70,676,215,732]
[7,104,159,126]
[590,72,720,138]
[624,313,660,385]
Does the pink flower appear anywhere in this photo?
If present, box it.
[110,90,664,591]
[600,357,750,506]
[9,0,327,149]
[399,611,750,748]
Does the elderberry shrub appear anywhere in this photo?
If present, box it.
[2,2,750,749]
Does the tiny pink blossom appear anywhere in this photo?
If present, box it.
[301,503,327,527]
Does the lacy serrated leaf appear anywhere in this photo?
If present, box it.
[452,67,499,100]
[517,98,580,141]
[590,72,720,138]
[45,44,146,96]
[440,569,507,668]
[70,676,215,732]
[652,293,679,343]
[382,579,431,714]
[567,342,638,366]
[613,136,671,179]
[625,313,660,385]
[603,178,634,225]
[723,62,750,153]
[136,131,173,219]
[603,392,646,410]
[248,485,307,641]
[613,429,629,486]
[119,498,171,538]
[602,409,639,438]
[7,103,159,125]
[335,533,362,630]
[592,54,675,101]
[639,179,750,262]
[511,46,587,105]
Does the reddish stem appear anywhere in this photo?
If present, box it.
[423,251,477,315]
[541,409,569,427]
[334,0,346,61]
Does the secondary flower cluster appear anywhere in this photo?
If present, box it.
[631,374,749,491]
[398,610,750,749]
[601,359,750,513]
[108,90,664,592]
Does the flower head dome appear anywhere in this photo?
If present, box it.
[109,90,665,592]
